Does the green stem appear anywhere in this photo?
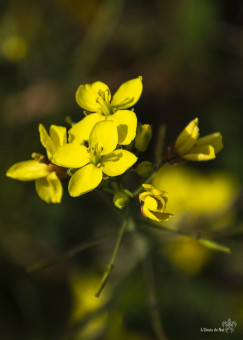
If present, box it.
[155,124,166,167]
[27,236,112,273]
[123,188,134,198]
[140,219,231,254]
[95,210,129,297]
[143,253,168,340]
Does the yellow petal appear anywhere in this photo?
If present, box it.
[142,184,154,191]
[175,118,199,155]
[68,163,103,197]
[35,172,62,203]
[153,212,173,221]
[6,160,50,181]
[196,132,223,154]
[139,191,150,202]
[184,145,215,161]
[89,120,118,155]
[143,196,158,212]
[52,144,90,168]
[141,206,173,222]
[39,124,56,159]
[111,76,143,109]
[49,125,67,148]
[76,81,110,112]
[141,205,160,222]
[142,184,162,196]
[68,114,105,144]
[102,150,137,176]
[109,110,137,145]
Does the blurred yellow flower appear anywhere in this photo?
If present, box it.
[174,118,223,161]
[52,120,137,197]
[69,77,143,145]
[6,124,67,203]
[153,165,237,224]
[2,35,27,62]
[69,271,109,340]
[139,184,173,222]
[163,236,212,275]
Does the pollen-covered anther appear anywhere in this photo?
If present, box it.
[96,90,112,116]
[31,152,46,163]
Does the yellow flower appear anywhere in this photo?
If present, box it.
[139,184,173,222]
[52,120,137,197]
[69,77,143,146]
[6,124,67,203]
[174,118,223,161]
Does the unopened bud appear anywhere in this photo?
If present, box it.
[134,161,154,177]
[113,191,129,210]
[135,124,152,152]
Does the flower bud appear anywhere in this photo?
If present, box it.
[113,191,129,210]
[135,124,152,152]
[134,161,154,177]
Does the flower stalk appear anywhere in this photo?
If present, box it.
[95,208,130,297]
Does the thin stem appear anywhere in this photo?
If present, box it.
[140,219,231,254]
[155,124,166,167]
[132,159,167,198]
[123,188,134,198]
[27,236,112,273]
[143,253,168,340]
[95,210,129,297]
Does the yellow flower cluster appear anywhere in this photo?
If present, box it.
[6,77,147,203]
[6,77,224,224]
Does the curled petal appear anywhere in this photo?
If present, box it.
[52,144,90,168]
[49,125,67,148]
[102,150,137,176]
[142,184,162,196]
[111,76,143,110]
[184,145,215,161]
[89,120,118,155]
[196,132,223,154]
[68,163,103,197]
[139,191,150,202]
[175,118,199,155]
[143,196,158,212]
[109,110,137,145]
[39,124,55,158]
[76,81,110,112]
[6,160,50,181]
[35,172,62,203]
[68,114,105,144]
[141,205,173,222]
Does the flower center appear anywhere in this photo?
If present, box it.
[88,144,103,166]
[96,89,113,116]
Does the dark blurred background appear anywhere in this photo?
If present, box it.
[1,0,243,339]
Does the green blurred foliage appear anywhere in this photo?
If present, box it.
[1,0,243,339]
